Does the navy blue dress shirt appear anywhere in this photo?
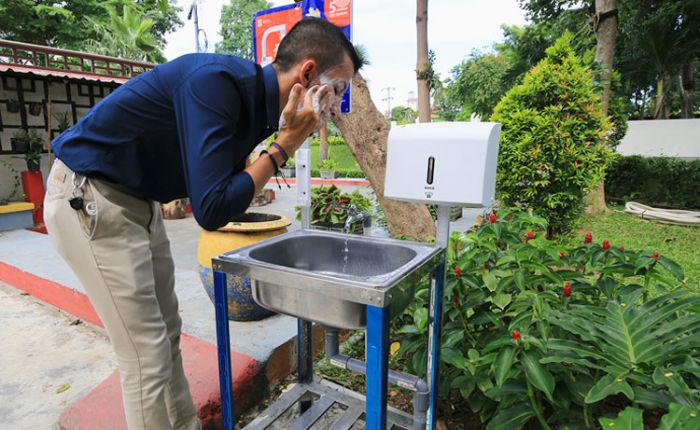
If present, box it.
[52,54,280,231]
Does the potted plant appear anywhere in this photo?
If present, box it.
[28,102,43,117]
[10,130,30,153]
[23,147,42,172]
[280,157,295,178]
[319,158,337,179]
[6,99,21,114]
[297,185,371,234]
[53,111,72,134]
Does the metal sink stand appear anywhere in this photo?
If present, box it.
[211,139,450,430]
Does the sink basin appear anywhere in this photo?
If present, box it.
[212,230,444,329]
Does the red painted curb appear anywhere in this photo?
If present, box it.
[266,177,370,187]
[0,261,101,327]
[0,261,263,429]
[59,333,260,430]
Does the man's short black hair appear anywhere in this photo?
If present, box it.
[274,17,362,74]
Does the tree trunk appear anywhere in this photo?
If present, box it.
[680,63,695,119]
[318,121,329,165]
[586,0,617,214]
[333,73,435,240]
[162,199,187,220]
[654,74,672,119]
[416,0,431,123]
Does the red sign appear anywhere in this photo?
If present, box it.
[254,5,303,66]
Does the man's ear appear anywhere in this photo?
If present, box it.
[298,59,317,87]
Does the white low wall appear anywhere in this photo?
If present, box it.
[617,119,700,160]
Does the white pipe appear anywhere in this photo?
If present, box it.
[624,202,700,226]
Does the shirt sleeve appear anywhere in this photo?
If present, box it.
[173,67,255,231]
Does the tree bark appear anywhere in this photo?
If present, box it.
[680,63,695,119]
[586,0,617,214]
[333,73,435,240]
[318,121,329,165]
[416,0,431,123]
[654,75,672,119]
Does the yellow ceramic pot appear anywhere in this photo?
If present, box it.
[197,213,291,321]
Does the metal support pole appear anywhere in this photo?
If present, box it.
[426,264,446,429]
[214,271,235,430]
[297,319,314,383]
[366,305,390,430]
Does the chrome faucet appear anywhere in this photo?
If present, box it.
[332,202,371,234]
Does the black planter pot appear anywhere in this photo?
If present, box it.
[26,159,40,172]
[6,100,21,114]
[11,138,29,153]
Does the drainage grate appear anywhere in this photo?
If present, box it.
[243,380,411,430]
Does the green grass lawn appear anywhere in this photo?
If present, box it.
[559,208,700,292]
[309,145,361,171]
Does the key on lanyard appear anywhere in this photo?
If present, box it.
[69,173,87,211]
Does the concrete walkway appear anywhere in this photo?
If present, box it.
[0,281,115,429]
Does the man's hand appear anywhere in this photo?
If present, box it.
[276,84,331,153]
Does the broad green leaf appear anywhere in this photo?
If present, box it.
[494,346,517,387]
[485,402,535,430]
[598,406,644,430]
[441,348,467,370]
[482,270,497,292]
[658,402,700,430]
[653,367,692,399]
[492,293,512,310]
[657,255,685,280]
[585,373,634,404]
[632,386,674,410]
[513,270,525,291]
[521,351,555,401]
[484,380,527,400]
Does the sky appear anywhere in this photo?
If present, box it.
[164,1,528,111]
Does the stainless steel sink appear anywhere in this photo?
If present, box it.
[212,230,444,329]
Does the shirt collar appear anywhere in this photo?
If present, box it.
[262,64,280,131]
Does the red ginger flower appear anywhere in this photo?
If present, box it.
[619,246,625,251]
[584,231,593,244]
[452,294,460,309]
[652,252,660,260]
[512,330,521,341]
[564,283,572,297]
[559,251,565,259]
[489,212,497,224]
[603,240,611,251]
[454,266,461,277]
[525,231,534,242]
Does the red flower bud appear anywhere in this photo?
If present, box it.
[564,283,572,297]
[511,330,521,341]
[559,251,565,259]
[603,240,610,251]
[489,212,497,224]
[584,231,592,244]
[652,252,659,260]
[525,231,534,242]
[399,228,405,235]
[452,294,460,309]
[619,246,625,251]
[454,266,461,277]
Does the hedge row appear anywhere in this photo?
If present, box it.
[605,155,700,209]
[309,169,365,178]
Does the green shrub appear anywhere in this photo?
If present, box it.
[491,32,614,236]
[605,155,700,209]
[310,136,346,146]
[394,209,696,429]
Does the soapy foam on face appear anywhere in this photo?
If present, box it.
[278,72,347,129]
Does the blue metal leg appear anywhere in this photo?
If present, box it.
[366,305,390,430]
[297,319,313,383]
[426,263,446,429]
[214,271,235,430]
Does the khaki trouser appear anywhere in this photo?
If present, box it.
[44,160,201,430]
